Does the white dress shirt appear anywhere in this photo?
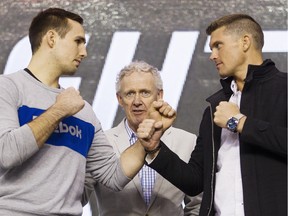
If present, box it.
[214,80,245,216]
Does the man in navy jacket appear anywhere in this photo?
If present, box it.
[137,14,287,216]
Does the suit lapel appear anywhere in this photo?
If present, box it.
[112,121,130,154]
[148,128,173,206]
[149,172,164,207]
[112,120,146,201]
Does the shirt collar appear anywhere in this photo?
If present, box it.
[124,119,137,144]
[230,79,238,95]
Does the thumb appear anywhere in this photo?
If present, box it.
[148,101,161,121]
[154,121,163,130]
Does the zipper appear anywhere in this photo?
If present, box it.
[207,104,215,216]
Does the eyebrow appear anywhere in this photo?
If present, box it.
[77,36,86,44]
[209,40,222,50]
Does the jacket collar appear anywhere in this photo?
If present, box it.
[245,59,276,82]
[206,59,276,105]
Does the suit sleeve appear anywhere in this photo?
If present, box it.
[183,192,202,216]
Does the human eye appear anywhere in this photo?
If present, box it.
[215,42,222,50]
[75,39,81,44]
[141,91,151,98]
[125,92,135,98]
[75,37,86,45]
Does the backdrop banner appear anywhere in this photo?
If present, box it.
[0,1,287,215]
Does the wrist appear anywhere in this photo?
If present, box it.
[236,115,246,133]
[226,113,245,133]
[144,142,162,154]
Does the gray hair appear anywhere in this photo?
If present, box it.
[115,60,163,93]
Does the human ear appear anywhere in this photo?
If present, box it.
[242,34,251,52]
[46,30,57,48]
[157,89,163,99]
[116,93,124,107]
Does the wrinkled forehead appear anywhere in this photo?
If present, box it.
[120,72,157,89]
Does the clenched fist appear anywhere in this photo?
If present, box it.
[137,99,176,152]
[54,87,85,117]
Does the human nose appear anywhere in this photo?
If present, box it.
[209,49,217,61]
[80,46,88,58]
[133,93,142,105]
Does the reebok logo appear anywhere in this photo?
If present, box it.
[54,122,82,139]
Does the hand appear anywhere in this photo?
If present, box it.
[137,119,163,151]
[148,99,176,131]
[214,101,240,128]
[137,99,176,151]
[53,87,85,117]
[27,87,85,148]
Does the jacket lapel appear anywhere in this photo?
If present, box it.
[148,128,173,206]
[112,120,146,201]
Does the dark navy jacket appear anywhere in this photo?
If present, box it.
[149,59,287,216]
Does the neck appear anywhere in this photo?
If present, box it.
[27,58,60,88]
[234,52,263,92]
[235,79,245,92]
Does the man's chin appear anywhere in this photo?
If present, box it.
[63,70,77,76]
[134,117,145,125]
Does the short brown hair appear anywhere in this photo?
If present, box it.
[206,14,264,50]
[29,8,83,54]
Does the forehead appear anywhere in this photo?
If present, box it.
[120,72,156,89]
[66,19,86,37]
[209,26,225,42]
[209,26,235,46]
